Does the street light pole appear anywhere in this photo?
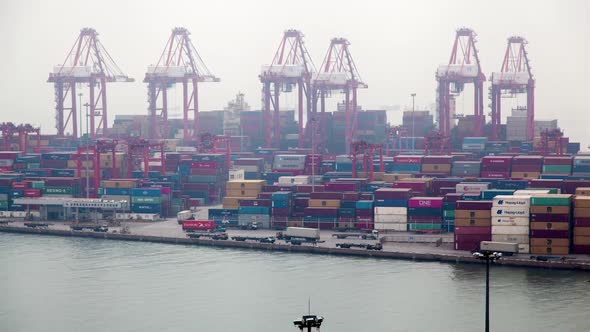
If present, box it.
[78,92,83,139]
[84,102,90,198]
[311,117,315,193]
[473,251,502,332]
[411,93,416,152]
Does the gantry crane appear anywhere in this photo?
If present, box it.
[76,139,119,198]
[260,29,315,148]
[350,140,384,181]
[198,133,232,168]
[145,27,219,141]
[490,36,535,141]
[48,28,133,138]
[0,122,41,152]
[125,139,166,179]
[424,131,451,155]
[385,125,409,156]
[313,38,367,154]
[539,129,564,156]
[436,28,485,138]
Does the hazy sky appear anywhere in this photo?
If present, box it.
[1,0,588,145]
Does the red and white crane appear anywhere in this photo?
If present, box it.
[490,36,535,141]
[260,29,315,148]
[48,28,133,138]
[145,27,219,141]
[436,28,485,138]
[313,38,367,154]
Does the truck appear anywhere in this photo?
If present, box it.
[332,230,379,240]
[177,210,195,224]
[336,242,383,250]
[187,232,229,240]
[480,241,518,255]
[182,220,216,232]
[276,227,320,241]
[70,224,109,232]
[231,236,276,243]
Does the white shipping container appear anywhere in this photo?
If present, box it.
[374,214,408,223]
[375,223,407,231]
[456,183,489,193]
[278,176,310,185]
[229,169,245,181]
[0,159,14,167]
[492,216,530,226]
[492,234,529,244]
[518,244,530,254]
[235,165,260,172]
[492,195,531,208]
[491,225,530,235]
[176,146,197,152]
[491,206,530,217]
[513,190,551,196]
[374,207,407,215]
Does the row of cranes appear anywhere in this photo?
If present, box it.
[47,27,535,155]
[436,28,535,141]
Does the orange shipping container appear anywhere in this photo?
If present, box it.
[530,222,569,231]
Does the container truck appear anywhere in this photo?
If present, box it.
[336,242,383,250]
[276,227,320,241]
[182,220,216,232]
[177,210,195,224]
[480,241,519,255]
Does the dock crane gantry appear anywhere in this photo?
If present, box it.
[145,27,219,141]
[260,29,315,148]
[48,28,133,138]
[313,38,367,154]
[436,28,486,139]
[490,36,535,141]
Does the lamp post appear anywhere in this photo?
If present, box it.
[410,93,416,152]
[84,102,90,198]
[293,315,324,332]
[78,92,83,139]
[311,117,316,193]
[473,250,502,332]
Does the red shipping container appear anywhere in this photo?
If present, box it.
[304,207,338,216]
[356,209,373,217]
[240,199,272,207]
[295,185,325,193]
[393,156,423,164]
[257,192,273,199]
[190,168,220,176]
[543,157,573,165]
[374,188,412,200]
[513,156,543,165]
[529,179,563,190]
[481,156,513,165]
[422,156,453,164]
[263,185,280,192]
[455,240,488,251]
[574,218,590,227]
[408,197,444,208]
[12,182,28,189]
[303,222,335,230]
[271,208,290,216]
[530,213,570,222]
[360,193,374,200]
[480,171,510,179]
[23,189,41,197]
[572,245,590,254]
[293,198,309,207]
[354,220,374,229]
[455,226,492,235]
[393,181,428,192]
[342,192,360,201]
[182,220,215,231]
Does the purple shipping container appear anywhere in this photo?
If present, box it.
[511,164,542,172]
[573,245,590,254]
[543,157,573,166]
[574,218,590,227]
[444,193,464,203]
[239,199,272,207]
[530,214,570,222]
[294,198,310,207]
[295,185,325,193]
[422,156,453,164]
[563,180,590,194]
[257,192,273,199]
[374,188,412,200]
[310,192,343,200]
[439,187,456,195]
[408,197,444,208]
[304,207,338,216]
[303,222,335,230]
[393,156,423,164]
[360,193,373,200]
[529,179,564,190]
[356,209,374,217]
[481,156,513,165]
[513,156,544,165]
[480,171,510,178]
[272,208,291,216]
[325,182,358,192]
[393,181,428,192]
[342,192,360,201]
[530,230,569,238]
[455,201,493,210]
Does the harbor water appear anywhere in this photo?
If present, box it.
[1,233,589,332]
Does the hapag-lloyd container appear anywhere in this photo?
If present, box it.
[408,197,443,208]
[492,206,530,217]
[492,195,531,208]
[492,217,530,226]
[492,225,529,235]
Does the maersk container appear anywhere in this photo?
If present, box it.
[492,217,530,226]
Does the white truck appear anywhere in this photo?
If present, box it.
[277,227,320,242]
[177,210,195,224]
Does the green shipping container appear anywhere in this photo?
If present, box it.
[27,163,41,169]
[31,181,45,189]
[408,223,443,230]
[131,196,162,204]
[443,210,455,218]
[43,187,73,195]
[0,200,8,209]
[530,195,571,206]
[542,165,572,173]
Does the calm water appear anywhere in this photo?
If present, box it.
[1,234,589,332]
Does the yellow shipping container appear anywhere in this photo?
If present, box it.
[574,207,590,218]
[574,227,590,236]
[227,180,265,191]
[421,164,451,173]
[308,199,341,208]
[226,189,260,197]
[574,196,590,207]
[455,210,491,219]
[454,218,491,227]
[510,172,541,179]
[575,188,590,196]
[530,246,569,255]
[530,238,569,247]
[530,206,570,214]
[530,222,569,231]
[383,173,413,183]
[101,180,137,189]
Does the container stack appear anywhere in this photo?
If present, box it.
[530,194,572,255]
[480,156,512,179]
[572,156,590,177]
[305,194,340,229]
[270,191,292,227]
[373,189,410,231]
[443,193,463,232]
[272,155,306,175]
[454,200,492,251]
[511,156,543,179]
[355,200,374,229]
[407,197,443,231]
[542,157,573,176]
[336,192,356,229]
[130,187,162,215]
[190,154,228,204]
[491,195,531,253]
[394,178,433,196]
[462,137,487,153]
[421,156,453,177]
[455,182,490,196]
[208,208,239,226]
[392,155,423,174]
[234,158,265,180]
[239,196,272,228]
[573,195,590,254]
[223,180,265,209]
[451,161,481,177]
[304,154,321,176]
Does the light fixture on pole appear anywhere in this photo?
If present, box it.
[473,250,502,332]
[78,92,83,139]
[84,102,90,198]
[411,93,416,152]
